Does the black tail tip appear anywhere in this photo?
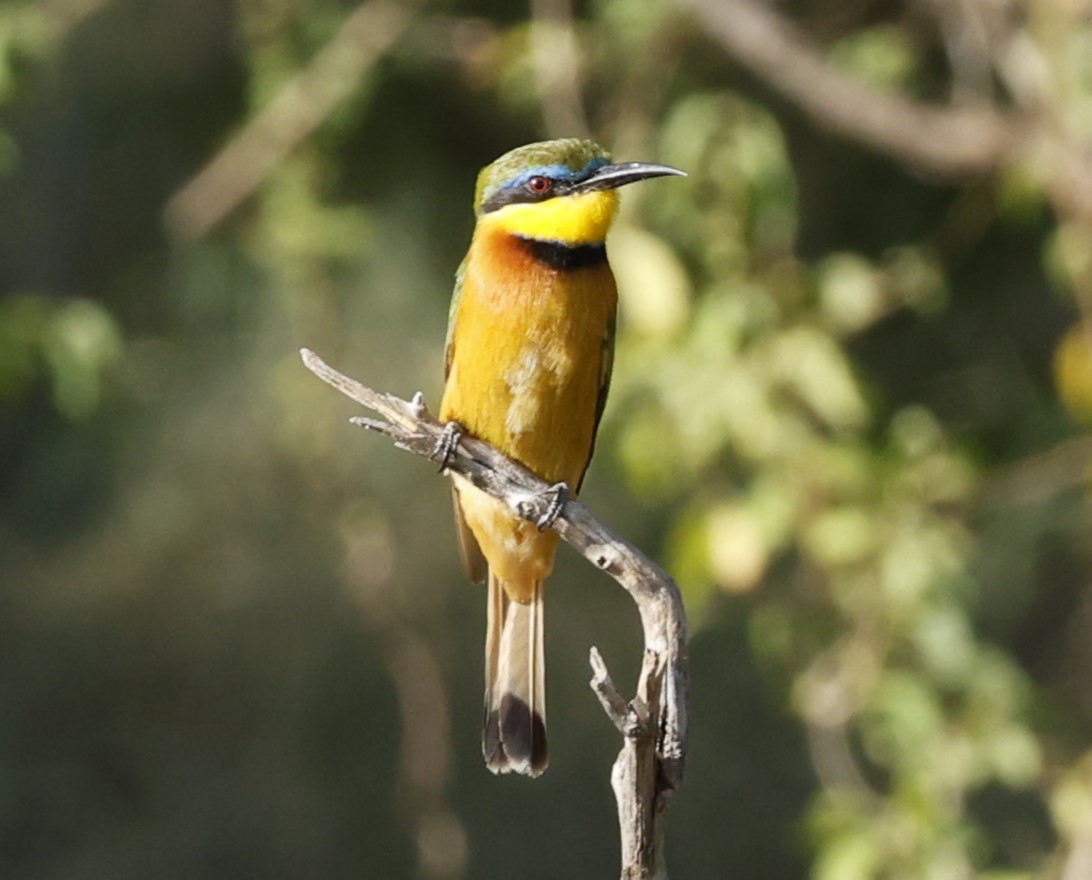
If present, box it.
[483,694,548,777]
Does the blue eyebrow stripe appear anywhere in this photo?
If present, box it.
[500,158,609,190]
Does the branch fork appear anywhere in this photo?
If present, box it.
[301,348,689,879]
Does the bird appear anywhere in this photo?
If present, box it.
[439,138,685,776]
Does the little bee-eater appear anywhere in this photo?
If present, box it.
[440,138,685,776]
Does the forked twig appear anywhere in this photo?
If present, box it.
[301,348,688,880]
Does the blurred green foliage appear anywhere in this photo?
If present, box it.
[2,1,1092,878]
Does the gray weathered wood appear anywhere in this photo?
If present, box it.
[301,347,688,879]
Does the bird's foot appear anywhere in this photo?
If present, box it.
[431,421,464,472]
[536,482,570,531]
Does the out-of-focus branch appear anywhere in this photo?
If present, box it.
[163,0,419,241]
[679,0,1020,178]
[41,0,111,32]
[981,435,1092,507]
[530,0,591,138]
[344,523,466,879]
[300,348,689,880]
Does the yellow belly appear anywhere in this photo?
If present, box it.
[451,475,558,594]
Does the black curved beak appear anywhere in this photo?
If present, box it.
[569,162,687,194]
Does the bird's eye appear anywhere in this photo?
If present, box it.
[526,176,553,196]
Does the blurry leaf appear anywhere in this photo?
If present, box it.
[800,440,875,499]
[1053,322,1092,423]
[830,25,916,89]
[814,828,882,880]
[492,24,541,115]
[1045,223,1092,298]
[883,247,947,314]
[767,326,869,432]
[259,156,374,265]
[879,526,948,611]
[0,294,49,403]
[984,724,1041,788]
[818,253,884,335]
[804,505,878,568]
[614,399,684,495]
[612,223,691,339]
[657,91,795,262]
[1051,753,1092,838]
[705,501,768,593]
[665,504,720,618]
[964,649,1031,728]
[865,671,943,766]
[889,406,944,460]
[43,299,123,420]
[996,161,1049,227]
[0,3,53,102]
[911,603,975,686]
[600,0,673,43]
[0,295,122,419]
[746,471,800,549]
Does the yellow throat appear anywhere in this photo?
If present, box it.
[481,189,621,246]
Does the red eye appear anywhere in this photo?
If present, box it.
[526,176,553,195]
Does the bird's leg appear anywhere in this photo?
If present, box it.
[536,482,570,531]
[431,421,465,472]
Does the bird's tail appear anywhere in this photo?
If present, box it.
[483,571,547,776]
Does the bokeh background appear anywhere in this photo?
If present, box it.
[4,0,1092,877]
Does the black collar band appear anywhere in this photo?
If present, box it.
[516,237,607,270]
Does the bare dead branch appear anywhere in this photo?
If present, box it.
[530,0,592,138]
[980,434,1092,507]
[42,0,111,32]
[680,0,1021,178]
[164,0,419,240]
[301,348,689,880]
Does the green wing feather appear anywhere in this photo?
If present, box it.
[444,255,468,379]
[577,307,616,492]
[444,256,488,583]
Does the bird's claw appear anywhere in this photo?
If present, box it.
[536,482,570,531]
[432,421,464,472]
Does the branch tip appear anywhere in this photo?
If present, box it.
[589,645,608,677]
[349,416,398,436]
[589,646,630,733]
